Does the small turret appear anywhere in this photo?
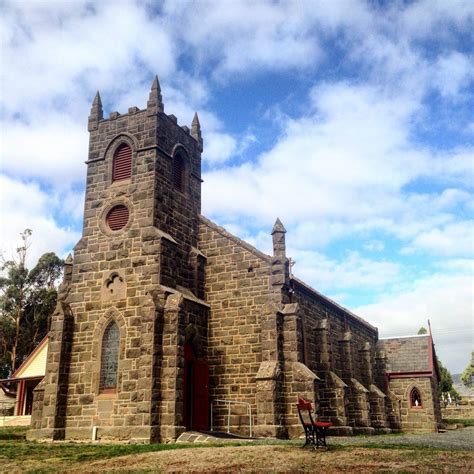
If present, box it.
[271,218,286,258]
[270,218,290,299]
[191,112,203,152]
[147,75,164,116]
[63,253,73,284]
[88,91,103,132]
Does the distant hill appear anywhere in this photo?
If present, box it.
[452,373,474,398]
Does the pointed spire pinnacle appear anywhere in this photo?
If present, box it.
[92,90,102,109]
[152,75,160,90]
[271,217,286,235]
[271,217,287,259]
[191,112,203,151]
[147,74,164,115]
[192,112,200,132]
[63,253,74,284]
[88,91,103,131]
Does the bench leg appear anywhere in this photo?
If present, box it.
[302,426,314,448]
[315,427,328,448]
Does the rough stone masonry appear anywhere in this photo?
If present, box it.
[28,77,442,443]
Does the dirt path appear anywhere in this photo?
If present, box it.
[64,445,473,473]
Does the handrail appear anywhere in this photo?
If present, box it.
[210,399,253,438]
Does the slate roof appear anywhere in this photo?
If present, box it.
[377,335,432,373]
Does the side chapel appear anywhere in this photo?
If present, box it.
[28,77,442,442]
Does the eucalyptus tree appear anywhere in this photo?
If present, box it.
[0,230,63,378]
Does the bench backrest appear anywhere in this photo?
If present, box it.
[297,396,316,426]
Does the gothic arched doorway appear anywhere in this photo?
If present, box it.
[183,343,209,431]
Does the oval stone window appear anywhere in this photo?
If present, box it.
[106,205,129,231]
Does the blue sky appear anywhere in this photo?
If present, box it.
[0,0,473,373]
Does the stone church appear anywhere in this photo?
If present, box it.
[28,77,441,442]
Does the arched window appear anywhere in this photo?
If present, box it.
[99,321,120,392]
[112,143,132,182]
[173,152,186,192]
[410,387,422,408]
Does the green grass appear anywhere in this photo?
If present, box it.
[340,442,440,451]
[0,425,469,472]
[0,427,297,465]
[0,425,29,440]
[443,418,474,427]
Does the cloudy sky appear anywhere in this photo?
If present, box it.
[1,0,473,373]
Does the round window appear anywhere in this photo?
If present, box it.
[106,205,129,231]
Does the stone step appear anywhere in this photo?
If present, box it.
[177,430,253,443]
[0,415,31,427]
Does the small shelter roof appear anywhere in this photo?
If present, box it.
[377,334,436,375]
[11,336,49,380]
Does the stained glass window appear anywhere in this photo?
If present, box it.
[99,321,119,392]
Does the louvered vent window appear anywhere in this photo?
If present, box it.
[173,154,185,192]
[106,205,129,231]
[112,143,132,182]
[99,321,119,392]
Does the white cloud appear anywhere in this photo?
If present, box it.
[0,174,81,266]
[399,0,474,40]
[291,250,402,291]
[162,0,328,77]
[363,240,385,252]
[433,52,474,98]
[0,117,88,185]
[436,258,474,273]
[355,271,473,373]
[203,81,473,255]
[1,0,176,117]
[203,132,238,164]
[404,221,474,257]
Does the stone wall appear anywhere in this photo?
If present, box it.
[198,216,272,436]
[388,376,440,432]
[442,403,474,420]
[292,283,386,435]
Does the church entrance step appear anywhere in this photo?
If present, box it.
[177,430,253,443]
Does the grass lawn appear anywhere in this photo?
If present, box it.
[443,418,474,427]
[1,426,472,473]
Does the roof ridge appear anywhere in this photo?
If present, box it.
[379,334,429,340]
[291,276,377,333]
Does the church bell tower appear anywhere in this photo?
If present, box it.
[29,76,209,443]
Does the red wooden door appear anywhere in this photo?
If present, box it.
[192,359,209,431]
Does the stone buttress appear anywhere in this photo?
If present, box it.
[339,332,373,435]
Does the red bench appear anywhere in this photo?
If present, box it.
[297,396,332,448]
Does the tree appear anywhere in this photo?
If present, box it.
[437,357,459,399]
[0,230,63,378]
[417,326,427,334]
[461,351,474,387]
[29,252,63,290]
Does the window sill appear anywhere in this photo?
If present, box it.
[110,179,131,188]
[97,390,117,399]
